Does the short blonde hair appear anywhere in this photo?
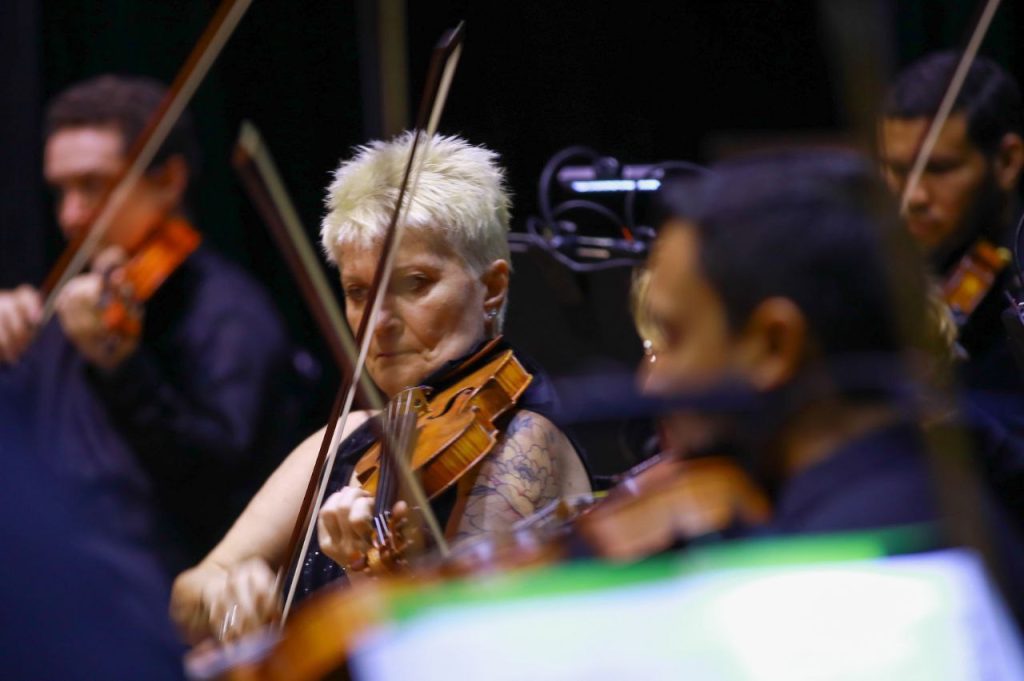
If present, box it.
[321,132,511,277]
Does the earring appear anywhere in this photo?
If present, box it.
[643,338,657,364]
[485,310,497,320]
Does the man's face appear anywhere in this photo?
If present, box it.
[43,125,174,252]
[639,222,757,454]
[878,113,998,261]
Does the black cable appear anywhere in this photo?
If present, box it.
[538,146,601,231]
[552,199,624,233]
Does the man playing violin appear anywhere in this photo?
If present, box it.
[878,53,1024,431]
[170,133,591,642]
[0,75,299,580]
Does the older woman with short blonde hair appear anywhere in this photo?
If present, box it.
[170,133,590,643]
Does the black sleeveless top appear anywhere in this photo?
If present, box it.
[295,338,581,601]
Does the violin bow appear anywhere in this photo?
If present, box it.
[232,122,380,403]
[279,21,466,623]
[40,0,252,326]
[896,0,1003,216]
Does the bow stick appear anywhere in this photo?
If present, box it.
[233,121,379,399]
[278,21,466,623]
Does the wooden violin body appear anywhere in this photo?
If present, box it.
[347,346,533,574]
[101,217,201,338]
[354,347,532,501]
[574,455,772,561]
[942,238,1010,328]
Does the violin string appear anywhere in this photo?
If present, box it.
[377,395,396,524]
[378,397,392,545]
[373,400,386,530]
[391,388,450,558]
[378,389,413,552]
[234,123,376,397]
[387,391,410,550]
[392,390,418,553]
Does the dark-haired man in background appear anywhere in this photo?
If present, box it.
[878,52,1024,431]
[0,75,304,590]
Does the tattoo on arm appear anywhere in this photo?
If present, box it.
[454,412,563,540]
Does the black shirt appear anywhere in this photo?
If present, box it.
[757,421,1024,622]
[1,245,300,578]
[952,207,1024,435]
[763,423,937,534]
[0,356,185,679]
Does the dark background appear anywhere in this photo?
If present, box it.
[2,0,1022,475]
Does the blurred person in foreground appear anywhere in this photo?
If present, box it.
[0,369,185,680]
[636,150,1024,619]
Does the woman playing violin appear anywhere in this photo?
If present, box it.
[170,133,591,642]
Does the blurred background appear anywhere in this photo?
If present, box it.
[3,0,1022,476]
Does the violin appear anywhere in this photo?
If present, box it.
[188,454,769,681]
[98,216,202,339]
[366,444,772,578]
[204,347,533,678]
[572,453,771,561]
[436,450,772,569]
[348,343,532,573]
[941,238,1011,328]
